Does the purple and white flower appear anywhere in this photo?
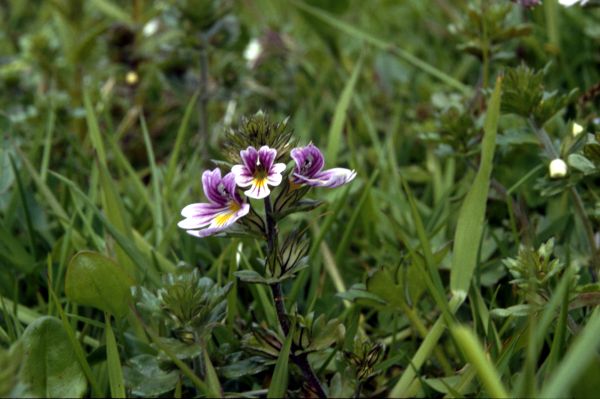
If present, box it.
[291,143,356,188]
[178,168,250,237]
[231,146,286,199]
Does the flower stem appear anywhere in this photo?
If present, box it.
[263,196,327,398]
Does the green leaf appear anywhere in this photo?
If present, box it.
[19,316,88,398]
[450,76,502,301]
[203,349,222,398]
[123,354,178,397]
[105,313,126,398]
[84,90,106,166]
[366,268,404,308]
[89,0,132,23]
[98,162,138,281]
[267,324,294,398]
[450,325,509,398]
[540,308,600,398]
[124,354,179,397]
[326,55,363,166]
[65,251,133,318]
[234,270,269,284]
[568,153,596,175]
[165,91,199,189]
[489,304,532,318]
[290,0,470,94]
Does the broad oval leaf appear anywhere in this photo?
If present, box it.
[19,316,88,398]
[65,251,133,317]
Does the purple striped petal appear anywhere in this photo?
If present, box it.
[181,202,225,218]
[291,143,324,181]
[202,168,227,205]
[294,167,356,188]
[258,146,276,170]
[184,202,250,237]
[240,146,259,173]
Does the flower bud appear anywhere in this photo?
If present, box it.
[549,158,568,178]
[572,122,584,137]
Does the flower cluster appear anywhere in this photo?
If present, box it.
[178,143,356,237]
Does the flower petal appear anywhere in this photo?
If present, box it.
[240,146,259,172]
[291,143,325,181]
[271,162,287,175]
[182,203,249,237]
[201,168,225,204]
[244,178,271,199]
[295,167,356,188]
[258,146,277,170]
[232,165,253,187]
[178,202,227,229]
[181,202,225,218]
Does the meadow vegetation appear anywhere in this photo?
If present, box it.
[1,0,600,397]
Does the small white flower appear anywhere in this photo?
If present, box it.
[243,38,262,68]
[572,122,584,137]
[549,158,568,178]
[143,19,160,37]
[559,0,589,6]
[125,71,138,85]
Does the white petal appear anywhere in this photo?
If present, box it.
[244,179,270,199]
[267,172,283,187]
[232,165,253,187]
[271,163,287,174]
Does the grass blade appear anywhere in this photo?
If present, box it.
[84,90,107,166]
[51,171,161,285]
[450,76,502,302]
[105,312,126,398]
[203,348,222,398]
[165,91,200,189]
[267,323,294,398]
[290,0,470,94]
[450,325,509,398]
[540,308,600,398]
[140,115,164,246]
[326,55,363,166]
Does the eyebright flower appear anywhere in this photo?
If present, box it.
[291,143,356,188]
[232,146,286,199]
[549,158,568,178]
[178,168,250,237]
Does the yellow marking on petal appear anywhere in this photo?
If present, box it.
[214,202,242,227]
[252,177,267,189]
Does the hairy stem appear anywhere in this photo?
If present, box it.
[264,197,327,398]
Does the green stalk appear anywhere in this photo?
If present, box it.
[263,197,327,398]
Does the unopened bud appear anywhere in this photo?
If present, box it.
[572,122,584,137]
[549,158,568,178]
